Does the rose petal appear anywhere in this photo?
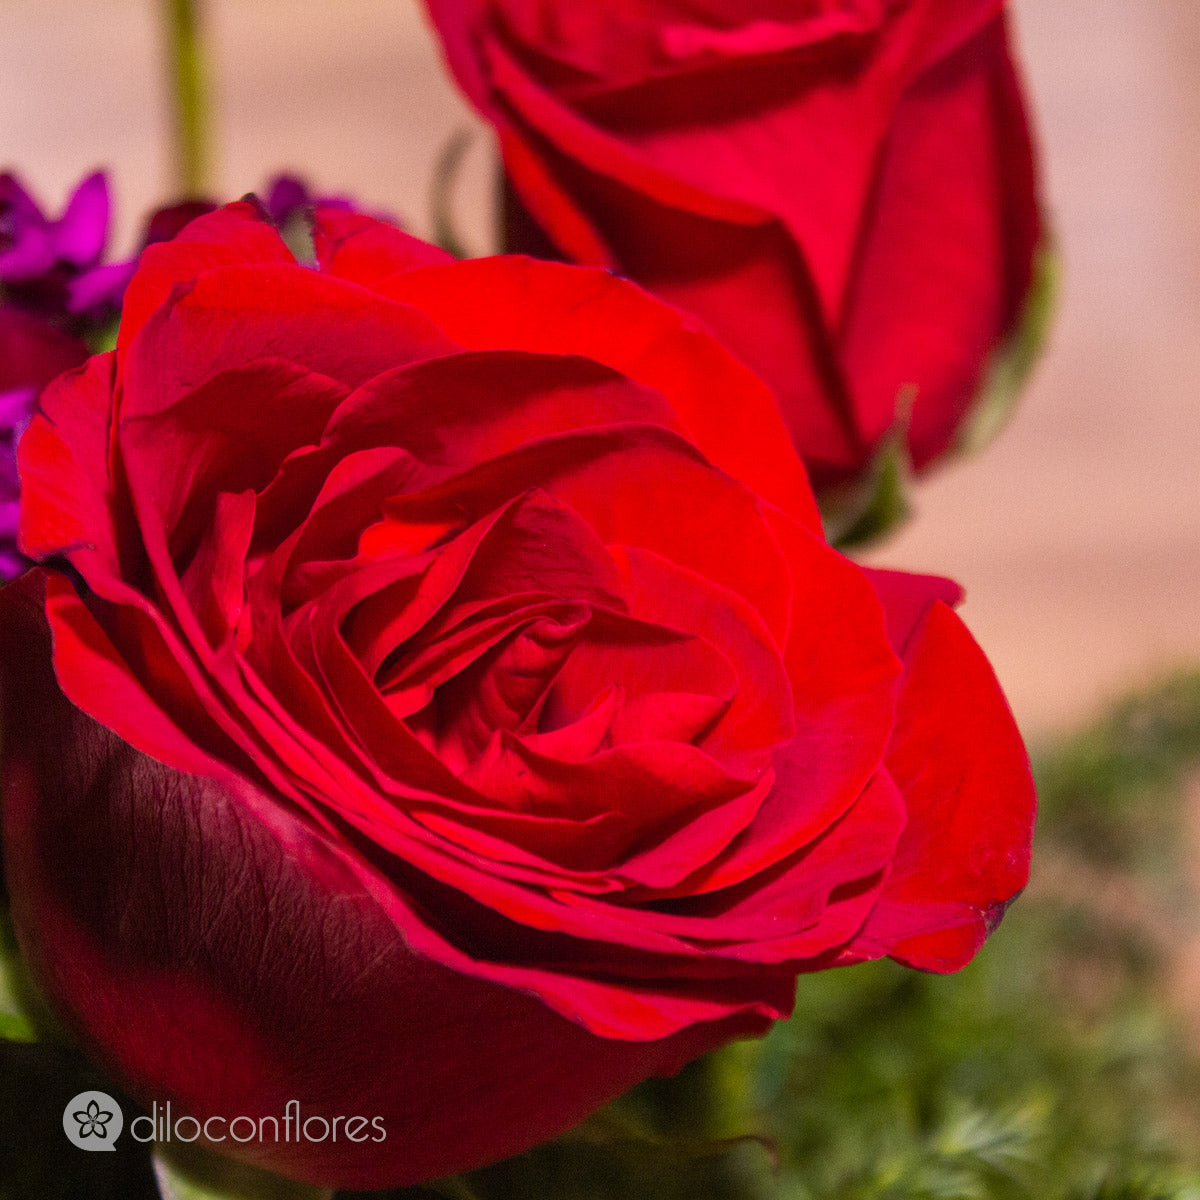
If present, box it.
[844,597,1035,970]
[379,254,822,529]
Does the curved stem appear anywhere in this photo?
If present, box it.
[430,127,473,258]
[163,0,210,195]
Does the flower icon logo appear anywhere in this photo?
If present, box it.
[73,1098,113,1140]
[62,1090,123,1150]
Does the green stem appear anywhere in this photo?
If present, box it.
[430,128,473,258]
[163,0,210,195]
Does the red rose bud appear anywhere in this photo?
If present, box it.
[422,0,1048,504]
[2,204,1034,1189]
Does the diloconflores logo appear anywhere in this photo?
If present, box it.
[63,1091,123,1151]
[63,1093,386,1149]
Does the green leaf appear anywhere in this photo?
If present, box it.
[0,1009,37,1042]
[955,237,1060,458]
[823,416,914,550]
[277,209,317,268]
[0,903,49,1043]
[429,128,474,259]
[85,315,121,355]
[153,1143,332,1200]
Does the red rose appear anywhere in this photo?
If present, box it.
[1,203,1033,1188]
[422,0,1045,493]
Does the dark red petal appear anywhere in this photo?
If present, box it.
[498,133,866,482]
[0,308,88,394]
[179,488,256,647]
[0,577,763,1188]
[474,1,887,91]
[118,359,350,576]
[428,0,1032,486]
[417,606,590,769]
[373,423,794,647]
[313,207,453,284]
[551,3,999,321]
[604,770,904,960]
[39,557,341,839]
[669,507,901,897]
[319,347,684,472]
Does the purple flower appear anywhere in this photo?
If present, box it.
[0,170,388,579]
[265,173,353,225]
[0,171,109,323]
[0,309,88,579]
[70,198,219,317]
[0,170,390,582]
[0,169,107,576]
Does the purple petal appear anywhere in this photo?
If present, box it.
[0,224,57,282]
[264,173,361,225]
[0,172,46,235]
[0,386,35,432]
[0,498,21,537]
[68,260,135,314]
[0,549,27,582]
[54,170,109,267]
[266,174,311,224]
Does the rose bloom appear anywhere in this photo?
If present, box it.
[1,203,1033,1188]
[422,0,1044,492]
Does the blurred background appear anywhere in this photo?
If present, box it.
[3,4,1200,1197]
[2,0,1197,740]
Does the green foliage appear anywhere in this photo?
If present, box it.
[741,931,1200,1199]
[155,1145,332,1200]
[1032,671,1200,872]
[0,906,32,1042]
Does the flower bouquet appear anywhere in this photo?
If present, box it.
[0,2,1096,1197]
